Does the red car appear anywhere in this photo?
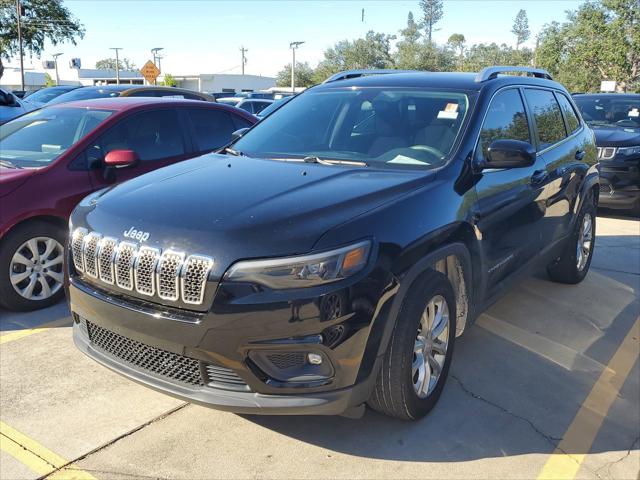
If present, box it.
[0,98,255,311]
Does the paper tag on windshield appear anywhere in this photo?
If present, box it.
[629,108,639,118]
[437,110,459,120]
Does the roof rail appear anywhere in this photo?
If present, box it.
[323,69,419,83]
[475,66,553,83]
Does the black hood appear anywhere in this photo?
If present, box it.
[75,153,431,274]
[591,125,640,147]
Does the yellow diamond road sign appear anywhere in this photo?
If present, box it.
[140,60,160,83]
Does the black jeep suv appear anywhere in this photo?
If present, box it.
[573,93,639,215]
[67,67,598,420]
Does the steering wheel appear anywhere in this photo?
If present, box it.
[410,145,447,161]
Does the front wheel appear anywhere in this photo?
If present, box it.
[368,270,456,420]
[0,221,66,311]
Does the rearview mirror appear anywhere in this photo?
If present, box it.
[484,139,536,169]
[231,128,250,141]
[104,149,139,168]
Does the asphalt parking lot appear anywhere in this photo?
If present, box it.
[0,214,638,480]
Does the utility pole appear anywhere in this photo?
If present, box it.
[151,48,164,85]
[240,47,248,75]
[16,0,24,91]
[52,53,63,85]
[110,47,122,84]
[289,41,304,93]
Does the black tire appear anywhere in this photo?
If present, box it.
[547,193,596,284]
[0,221,66,311]
[368,270,456,420]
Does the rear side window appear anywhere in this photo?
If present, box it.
[556,93,580,134]
[88,110,185,163]
[524,89,567,150]
[477,89,531,160]
[187,108,237,151]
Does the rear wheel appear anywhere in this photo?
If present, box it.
[368,270,456,420]
[547,194,596,284]
[0,221,66,311]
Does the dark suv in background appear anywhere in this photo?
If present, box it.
[68,67,598,420]
[573,93,639,215]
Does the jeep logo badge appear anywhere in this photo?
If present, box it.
[123,227,150,242]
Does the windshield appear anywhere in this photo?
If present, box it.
[573,95,640,130]
[257,97,292,118]
[233,87,469,169]
[47,87,126,105]
[24,87,77,105]
[0,107,113,168]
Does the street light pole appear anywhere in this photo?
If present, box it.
[52,53,63,85]
[110,48,122,84]
[289,41,304,93]
[16,0,24,91]
[240,47,248,75]
[151,47,164,84]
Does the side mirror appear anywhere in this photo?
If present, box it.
[0,91,9,106]
[484,139,536,169]
[104,149,139,168]
[231,128,250,141]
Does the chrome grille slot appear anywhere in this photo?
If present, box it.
[597,147,617,160]
[115,242,137,291]
[71,228,88,272]
[97,237,117,284]
[181,255,214,305]
[157,251,184,301]
[134,246,160,296]
[82,232,102,278]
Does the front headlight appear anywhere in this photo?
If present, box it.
[617,145,640,157]
[224,240,371,289]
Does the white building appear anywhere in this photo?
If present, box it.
[0,68,47,91]
[170,73,275,93]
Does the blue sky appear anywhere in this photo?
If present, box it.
[11,0,583,77]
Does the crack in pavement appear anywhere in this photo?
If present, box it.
[594,435,640,480]
[40,403,189,480]
[0,432,60,471]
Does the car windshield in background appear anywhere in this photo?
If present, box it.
[573,95,640,130]
[234,88,469,169]
[47,87,128,105]
[0,107,113,168]
[23,86,78,105]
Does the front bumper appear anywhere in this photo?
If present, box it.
[68,274,388,415]
[599,159,640,210]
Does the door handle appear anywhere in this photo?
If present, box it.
[531,169,548,185]
[575,149,586,160]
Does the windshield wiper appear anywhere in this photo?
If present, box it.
[302,156,368,167]
[0,159,22,169]
[223,147,244,156]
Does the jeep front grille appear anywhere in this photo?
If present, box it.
[597,147,617,160]
[71,228,214,306]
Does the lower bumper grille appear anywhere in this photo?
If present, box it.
[85,320,248,390]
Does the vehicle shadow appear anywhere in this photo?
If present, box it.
[0,299,71,333]
[241,232,639,462]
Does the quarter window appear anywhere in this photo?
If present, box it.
[524,89,567,150]
[477,89,531,160]
[87,110,185,163]
[187,109,237,151]
[556,93,580,134]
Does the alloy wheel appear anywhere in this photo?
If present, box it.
[576,213,593,272]
[9,236,64,301]
[412,294,450,398]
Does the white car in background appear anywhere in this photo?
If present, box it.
[0,88,30,124]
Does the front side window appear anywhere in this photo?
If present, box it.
[556,93,580,134]
[524,89,567,150]
[477,89,531,160]
[87,110,185,163]
[187,109,236,151]
[0,107,113,168]
[233,88,470,169]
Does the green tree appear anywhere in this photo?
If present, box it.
[512,9,530,50]
[162,73,176,87]
[447,33,466,69]
[95,57,137,71]
[0,0,84,79]
[395,12,423,70]
[44,72,55,86]
[419,0,444,44]
[462,43,533,72]
[537,0,639,92]
[313,31,395,83]
[276,61,315,88]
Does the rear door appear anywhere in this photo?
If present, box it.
[473,88,550,293]
[87,108,194,189]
